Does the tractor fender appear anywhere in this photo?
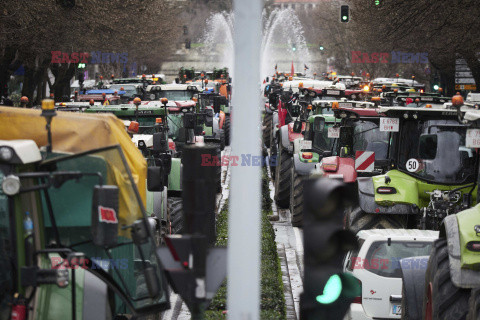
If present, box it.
[167,158,182,194]
[322,156,357,183]
[265,103,274,114]
[279,125,291,151]
[400,256,430,320]
[219,111,225,129]
[212,116,220,135]
[443,214,480,288]
[357,177,418,215]
[293,154,316,176]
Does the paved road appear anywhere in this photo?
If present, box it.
[267,165,304,320]
[161,147,232,320]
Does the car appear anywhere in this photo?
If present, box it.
[342,229,438,320]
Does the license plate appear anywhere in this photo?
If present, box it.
[300,140,312,149]
[392,304,402,315]
[326,90,340,95]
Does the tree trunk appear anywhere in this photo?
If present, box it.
[462,51,480,93]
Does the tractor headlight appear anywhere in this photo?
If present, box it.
[0,147,13,161]
[2,175,20,196]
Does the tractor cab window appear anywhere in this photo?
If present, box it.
[398,120,476,184]
[39,146,169,314]
[312,122,334,152]
[352,120,390,160]
[167,114,184,139]
[157,90,194,101]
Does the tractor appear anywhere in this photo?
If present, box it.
[347,102,477,233]
[400,98,480,320]
[0,102,170,319]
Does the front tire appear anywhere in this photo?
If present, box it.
[224,115,231,146]
[423,239,470,320]
[346,207,407,234]
[289,166,304,227]
[263,113,272,148]
[274,142,292,209]
[467,288,480,320]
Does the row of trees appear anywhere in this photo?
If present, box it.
[303,0,480,95]
[0,0,181,105]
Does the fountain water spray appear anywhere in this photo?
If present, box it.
[261,9,312,80]
[200,9,311,81]
[201,12,235,75]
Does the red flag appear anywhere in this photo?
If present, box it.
[291,61,294,75]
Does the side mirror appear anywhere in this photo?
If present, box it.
[293,120,303,133]
[91,185,119,248]
[147,166,165,192]
[266,77,270,83]
[175,77,180,84]
[213,96,227,114]
[322,150,333,157]
[313,117,326,132]
[183,113,196,129]
[153,132,168,153]
[339,126,354,147]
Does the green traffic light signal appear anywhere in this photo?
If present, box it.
[375,0,380,5]
[319,46,324,51]
[342,16,348,21]
[433,84,439,90]
[78,63,86,68]
[316,274,342,304]
[292,44,297,51]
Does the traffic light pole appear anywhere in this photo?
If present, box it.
[228,0,262,319]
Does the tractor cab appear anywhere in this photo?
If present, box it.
[356,103,478,231]
[0,104,170,319]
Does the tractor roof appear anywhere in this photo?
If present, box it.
[85,104,167,116]
[146,83,200,91]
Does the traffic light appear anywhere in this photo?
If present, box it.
[319,45,324,51]
[57,0,75,8]
[78,63,86,69]
[374,0,383,7]
[340,5,349,23]
[292,43,297,52]
[300,178,360,319]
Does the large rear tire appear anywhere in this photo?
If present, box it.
[269,131,277,181]
[224,115,231,146]
[167,197,184,234]
[218,129,225,151]
[422,239,470,320]
[263,113,272,148]
[289,166,304,227]
[346,207,407,234]
[274,143,292,209]
[467,288,480,320]
[401,284,410,320]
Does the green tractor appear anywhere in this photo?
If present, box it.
[348,104,478,233]
[289,108,336,226]
[0,104,169,319]
[400,101,480,320]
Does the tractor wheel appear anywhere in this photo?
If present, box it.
[269,132,277,181]
[467,288,480,320]
[167,197,184,234]
[346,207,407,234]
[218,129,225,151]
[216,148,222,193]
[289,166,304,227]
[224,115,231,146]
[401,284,410,320]
[263,113,272,148]
[274,143,292,209]
[422,239,470,320]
